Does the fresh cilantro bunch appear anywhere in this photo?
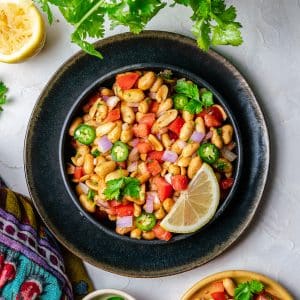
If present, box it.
[104,177,140,201]
[0,82,8,112]
[175,79,214,114]
[234,280,264,300]
[35,0,242,59]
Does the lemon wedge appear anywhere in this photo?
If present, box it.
[0,0,45,63]
[160,163,220,233]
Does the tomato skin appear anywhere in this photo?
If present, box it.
[104,108,121,122]
[139,113,156,127]
[115,204,134,217]
[171,175,189,191]
[220,178,234,190]
[147,151,164,163]
[83,94,99,112]
[255,292,277,300]
[116,72,140,90]
[109,200,122,207]
[199,107,223,127]
[168,117,185,136]
[74,167,84,180]
[137,142,153,154]
[210,281,225,293]
[149,101,159,113]
[147,160,162,176]
[153,177,173,201]
[133,123,151,138]
[211,292,227,300]
[153,224,172,241]
[168,130,178,140]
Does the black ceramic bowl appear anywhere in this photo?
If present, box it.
[59,63,243,243]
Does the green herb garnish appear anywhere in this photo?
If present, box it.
[234,280,264,300]
[91,149,101,157]
[0,82,8,112]
[35,0,242,58]
[87,189,95,201]
[104,177,140,201]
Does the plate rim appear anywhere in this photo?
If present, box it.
[24,30,270,277]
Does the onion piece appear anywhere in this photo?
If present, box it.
[78,182,89,194]
[102,95,110,101]
[67,163,75,174]
[145,193,155,213]
[149,92,157,99]
[164,173,173,185]
[204,131,213,141]
[96,199,110,208]
[116,216,133,228]
[177,140,186,150]
[162,150,178,163]
[191,131,205,143]
[226,142,236,151]
[129,138,139,147]
[128,148,139,162]
[106,96,120,108]
[127,161,138,172]
[221,148,237,162]
[98,135,112,153]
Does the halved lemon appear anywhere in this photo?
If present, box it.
[160,163,220,233]
[0,0,46,63]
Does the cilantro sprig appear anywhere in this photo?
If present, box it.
[175,79,214,114]
[234,280,264,300]
[35,0,242,59]
[0,82,8,112]
[104,177,140,201]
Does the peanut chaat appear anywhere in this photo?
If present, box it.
[67,70,237,241]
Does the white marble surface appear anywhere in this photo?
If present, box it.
[1,1,300,299]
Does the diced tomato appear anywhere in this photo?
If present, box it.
[153,224,172,241]
[171,175,189,191]
[115,204,134,217]
[139,113,156,128]
[168,130,178,140]
[104,108,121,122]
[147,160,162,176]
[137,142,153,154]
[254,292,277,300]
[83,94,100,112]
[147,151,164,163]
[116,161,127,169]
[199,107,223,127]
[133,123,151,138]
[109,200,122,207]
[210,281,225,293]
[168,117,185,136]
[220,178,234,190]
[149,101,159,113]
[211,292,227,300]
[74,167,84,180]
[153,177,173,201]
[116,72,140,90]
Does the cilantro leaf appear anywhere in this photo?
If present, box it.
[104,177,141,201]
[184,99,203,114]
[234,280,264,300]
[201,90,214,108]
[35,0,53,24]
[175,79,200,101]
[192,19,211,52]
[212,23,243,46]
[0,82,8,112]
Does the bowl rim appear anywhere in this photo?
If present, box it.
[180,270,294,300]
[82,289,136,300]
[58,62,243,244]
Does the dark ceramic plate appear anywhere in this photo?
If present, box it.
[25,31,269,277]
[59,63,243,244]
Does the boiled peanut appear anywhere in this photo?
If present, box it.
[136,173,151,184]
[154,207,166,220]
[83,154,94,174]
[148,134,163,151]
[120,123,133,143]
[182,110,194,122]
[179,121,194,141]
[171,140,185,155]
[79,194,96,213]
[150,77,163,92]
[86,180,98,191]
[177,156,191,167]
[116,226,133,235]
[157,98,173,115]
[138,71,156,90]
[156,85,168,102]
[96,122,116,137]
[138,99,150,114]
[161,133,172,148]
[113,83,123,98]
[223,278,236,296]
[163,198,175,213]
[107,121,122,143]
[188,156,202,179]
[130,228,142,239]
[222,124,233,144]
[94,161,116,177]
[211,128,223,149]
[142,231,155,240]
[100,88,114,97]
[133,203,142,217]
[214,158,233,173]
[195,116,206,134]
[122,89,145,103]
[69,117,82,136]
[121,102,135,124]
[180,167,187,176]
[155,109,178,128]
[181,142,200,158]
[168,164,181,175]
[105,169,129,182]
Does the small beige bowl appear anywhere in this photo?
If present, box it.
[181,270,293,300]
[83,289,136,300]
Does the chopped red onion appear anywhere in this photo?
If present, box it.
[129,138,139,147]
[221,148,237,162]
[127,161,138,172]
[204,131,213,141]
[149,92,156,99]
[177,140,186,149]
[106,96,120,108]
[191,131,205,143]
[128,148,139,161]
[226,142,236,151]
[164,173,172,185]
[98,135,112,153]
[102,95,110,101]
[96,199,110,208]
[162,150,178,163]
[78,182,89,194]
[145,193,154,213]
[117,216,133,228]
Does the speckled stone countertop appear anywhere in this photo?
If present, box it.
[1,1,300,299]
